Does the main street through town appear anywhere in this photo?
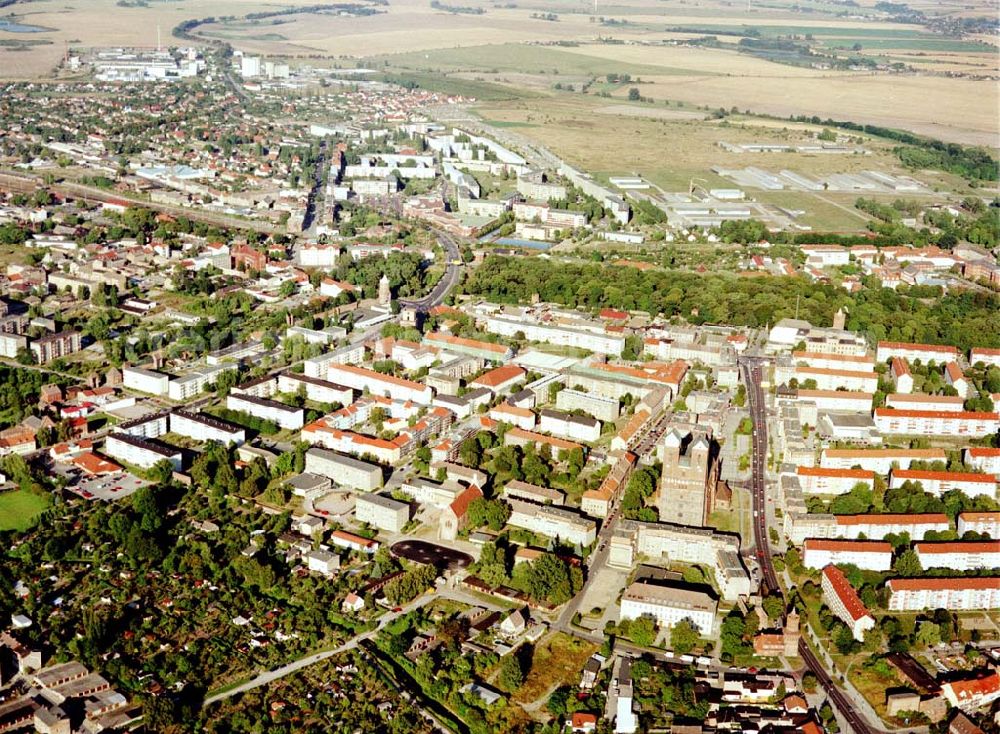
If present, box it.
[741,357,900,734]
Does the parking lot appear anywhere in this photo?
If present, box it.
[74,472,148,501]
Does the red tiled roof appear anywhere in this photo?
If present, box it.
[914,541,1000,554]
[804,539,892,553]
[942,672,1000,702]
[797,466,875,479]
[449,484,483,519]
[878,341,959,354]
[835,513,949,526]
[888,577,1000,591]
[892,469,996,483]
[472,365,525,388]
[822,565,871,622]
[875,407,998,420]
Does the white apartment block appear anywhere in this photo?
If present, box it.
[118,412,169,439]
[507,498,597,547]
[170,410,246,445]
[285,325,348,346]
[822,565,875,642]
[556,388,621,421]
[123,366,169,396]
[303,448,383,491]
[792,351,875,372]
[885,393,965,412]
[485,315,625,356]
[303,343,366,381]
[104,433,182,471]
[797,389,873,414]
[802,539,892,571]
[399,477,466,508]
[168,363,237,402]
[230,375,278,399]
[298,243,341,268]
[873,408,1000,437]
[226,394,304,430]
[538,409,601,443]
[619,582,716,636]
[489,403,536,431]
[876,341,960,364]
[957,511,1000,537]
[889,469,997,499]
[887,577,1000,611]
[278,372,354,406]
[796,466,875,495]
[890,358,913,394]
[785,512,951,545]
[966,448,1000,474]
[0,333,26,359]
[800,244,850,267]
[355,493,410,533]
[322,363,433,404]
[969,347,1000,369]
[820,448,946,474]
[794,366,878,392]
[302,424,407,464]
[913,541,1000,571]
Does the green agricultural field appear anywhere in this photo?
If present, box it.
[0,488,51,531]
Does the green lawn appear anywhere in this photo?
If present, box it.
[0,488,51,531]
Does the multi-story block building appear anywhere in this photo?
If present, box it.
[167,363,237,402]
[965,448,1000,475]
[507,497,597,547]
[123,366,170,396]
[555,388,621,421]
[797,466,875,495]
[302,343,366,381]
[913,541,1000,571]
[876,341,960,364]
[423,332,511,362]
[889,469,997,499]
[820,447,946,474]
[322,364,433,404]
[538,409,601,443]
[104,433,182,471]
[355,493,410,533]
[485,315,625,356]
[226,394,304,430]
[303,448,383,490]
[957,511,1000,537]
[277,372,354,406]
[619,582,717,636]
[884,393,965,412]
[170,410,245,445]
[887,577,1000,611]
[785,512,950,545]
[821,564,875,642]
[873,408,1000,438]
[802,539,893,571]
[30,331,81,363]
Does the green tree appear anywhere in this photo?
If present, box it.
[498,653,524,691]
[670,619,700,654]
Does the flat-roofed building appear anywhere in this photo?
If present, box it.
[123,366,169,396]
[302,343,366,381]
[619,581,716,636]
[168,363,237,401]
[486,314,625,356]
[507,497,597,547]
[277,372,354,406]
[104,433,182,471]
[802,539,893,571]
[887,577,1000,612]
[226,394,304,430]
[355,493,410,533]
[30,331,81,363]
[170,410,246,445]
[889,469,997,499]
[822,564,875,641]
[785,512,950,545]
[797,389,873,414]
[303,448,382,490]
[913,541,1000,571]
[556,388,620,421]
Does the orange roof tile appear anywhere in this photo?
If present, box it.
[804,539,892,553]
[875,407,998,420]
[892,469,996,483]
[835,513,949,525]
[822,565,871,622]
[472,365,525,388]
[797,466,875,479]
[888,577,1000,591]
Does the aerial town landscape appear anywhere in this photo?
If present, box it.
[0,0,998,732]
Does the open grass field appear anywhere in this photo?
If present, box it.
[0,488,51,532]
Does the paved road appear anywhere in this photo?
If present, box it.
[400,230,462,312]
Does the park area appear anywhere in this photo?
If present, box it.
[0,488,51,531]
